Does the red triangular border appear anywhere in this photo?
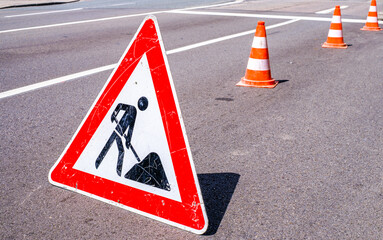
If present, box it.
[49,16,208,234]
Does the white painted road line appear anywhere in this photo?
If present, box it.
[3,4,380,34]
[0,1,243,34]
[173,0,244,11]
[4,8,83,18]
[109,3,136,7]
[0,64,116,100]
[315,6,348,14]
[0,11,164,34]
[0,19,299,100]
[170,10,383,24]
[167,19,299,54]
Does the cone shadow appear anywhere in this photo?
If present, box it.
[277,79,289,84]
[198,173,240,235]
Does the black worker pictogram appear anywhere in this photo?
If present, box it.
[95,96,170,191]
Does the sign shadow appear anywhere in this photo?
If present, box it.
[198,173,240,235]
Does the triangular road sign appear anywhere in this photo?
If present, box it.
[49,16,208,234]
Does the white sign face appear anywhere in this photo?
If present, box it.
[73,54,181,202]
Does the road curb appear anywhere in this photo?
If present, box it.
[0,0,79,9]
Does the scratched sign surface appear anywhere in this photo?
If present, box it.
[49,16,208,234]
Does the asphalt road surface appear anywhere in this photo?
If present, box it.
[1,0,383,239]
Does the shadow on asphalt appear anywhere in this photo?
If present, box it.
[277,79,289,84]
[198,172,240,235]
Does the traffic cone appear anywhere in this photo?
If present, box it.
[322,6,347,49]
[361,0,382,31]
[237,21,278,88]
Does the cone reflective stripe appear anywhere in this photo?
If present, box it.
[237,21,278,88]
[322,6,347,49]
[361,0,382,31]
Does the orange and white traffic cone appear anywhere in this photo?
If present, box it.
[322,6,347,49]
[361,0,382,31]
[237,21,278,88]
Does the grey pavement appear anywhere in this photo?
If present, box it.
[0,0,79,9]
[1,0,383,239]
